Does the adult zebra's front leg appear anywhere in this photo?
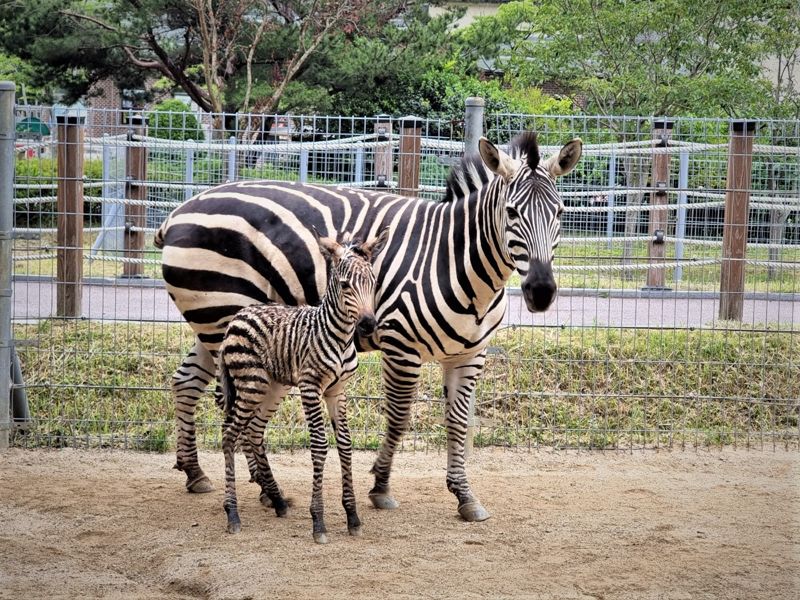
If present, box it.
[369,351,421,510]
[172,339,216,493]
[443,352,490,522]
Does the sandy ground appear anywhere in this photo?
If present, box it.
[0,448,798,600]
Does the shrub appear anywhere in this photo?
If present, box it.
[149,99,203,141]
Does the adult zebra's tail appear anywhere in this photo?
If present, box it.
[153,215,169,249]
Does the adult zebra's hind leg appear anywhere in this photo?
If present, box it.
[173,339,216,493]
[442,353,490,522]
[369,352,421,511]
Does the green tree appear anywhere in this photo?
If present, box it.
[0,0,415,115]
[459,0,793,118]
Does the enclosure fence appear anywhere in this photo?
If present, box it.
[4,92,799,452]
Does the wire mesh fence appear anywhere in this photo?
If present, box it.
[6,102,799,452]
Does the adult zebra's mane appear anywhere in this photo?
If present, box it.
[440,131,541,204]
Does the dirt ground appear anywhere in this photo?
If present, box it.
[0,448,797,600]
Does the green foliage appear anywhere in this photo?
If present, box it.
[14,157,104,226]
[149,99,203,141]
[459,0,799,118]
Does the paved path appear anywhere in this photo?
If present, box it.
[12,278,798,329]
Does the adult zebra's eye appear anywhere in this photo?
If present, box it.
[506,206,520,220]
[340,280,351,290]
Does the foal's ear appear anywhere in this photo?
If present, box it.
[313,227,344,261]
[361,226,391,263]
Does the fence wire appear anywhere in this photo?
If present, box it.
[9,106,800,452]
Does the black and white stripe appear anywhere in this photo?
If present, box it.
[155,132,582,521]
[219,232,387,542]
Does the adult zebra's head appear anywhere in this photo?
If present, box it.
[479,133,582,312]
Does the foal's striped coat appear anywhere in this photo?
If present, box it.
[219,230,388,543]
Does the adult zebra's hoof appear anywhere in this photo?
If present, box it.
[348,525,363,537]
[458,501,490,522]
[368,493,399,510]
[186,474,214,494]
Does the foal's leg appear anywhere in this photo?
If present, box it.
[300,379,329,544]
[223,378,269,534]
[243,384,291,516]
[325,383,361,536]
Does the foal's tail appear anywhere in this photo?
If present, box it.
[218,355,237,417]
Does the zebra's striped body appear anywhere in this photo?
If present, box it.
[219,233,387,542]
[156,132,582,521]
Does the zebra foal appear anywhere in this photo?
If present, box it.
[218,229,389,543]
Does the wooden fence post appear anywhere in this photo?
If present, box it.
[374,116,392,188]
[719,120,756,321]
[644,120,673,290]
[122,114,148,278]
[398,116,422,197]
[56,113,85,316]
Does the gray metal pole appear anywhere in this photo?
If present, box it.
[674,150,689,283]
[0,81,16,450]
[184,148,194,201]
[463,99,485,457]
[606,150,617,248]
[227,136,236,182]
[463,97,485,156]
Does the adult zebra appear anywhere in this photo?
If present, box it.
[155,132,582,521]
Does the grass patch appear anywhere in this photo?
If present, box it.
[12,320,798,451]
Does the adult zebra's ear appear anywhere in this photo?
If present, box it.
[479,137,518,181]
[361,226,391,264]
[544,138,583,178]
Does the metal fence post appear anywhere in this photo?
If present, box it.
[464,97,485,156]
[122,114,148,278]
[184,148,194,201]
[398,116,422,197]
[463,96,486,458]
[719,120,756,321]
[644,120,673,290]
[56,112,85,315]
[606,150,617,248]
[674,150,689,283]
[299,148,309,183]
[0,82,15,449]
[354,146,364,185]
[227,136,237,182]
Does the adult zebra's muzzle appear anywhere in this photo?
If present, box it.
[521,259,558,313]
[357,314,377,337]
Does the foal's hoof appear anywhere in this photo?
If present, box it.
[348,525,363,537]
[186,475,214,494]
[458,501,490,522]
[313,532,328,544]
[369,493,399,510]
[227,521,242,534]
